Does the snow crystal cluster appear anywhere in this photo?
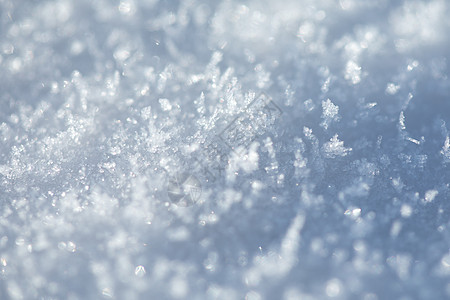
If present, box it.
[1,0,449,299]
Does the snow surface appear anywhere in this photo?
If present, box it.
[1,0,450,299]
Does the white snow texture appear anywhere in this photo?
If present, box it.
[1,0,450,299]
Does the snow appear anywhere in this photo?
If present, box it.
[1,0,450,299]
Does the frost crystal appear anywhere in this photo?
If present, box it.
[441,136,450,163]
[322,134,352,158]
[159,98,172,111]
[320,99,340,129]
[345,60,361,84]
[386,82,400,95]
